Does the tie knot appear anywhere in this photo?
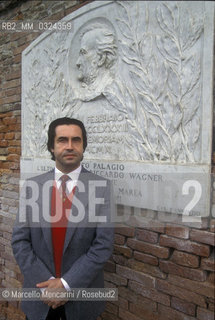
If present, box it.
[60,175,70,183]
[60,175,71,196]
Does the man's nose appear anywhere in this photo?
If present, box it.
[66,140,73,149]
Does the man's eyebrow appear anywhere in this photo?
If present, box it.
[57,136,82,140]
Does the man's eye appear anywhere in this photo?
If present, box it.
[58,138,67,143]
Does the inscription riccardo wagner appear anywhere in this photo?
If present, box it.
[30,158,208,219]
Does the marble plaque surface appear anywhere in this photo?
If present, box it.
[21,1,214,218]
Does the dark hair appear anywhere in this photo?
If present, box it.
[47,117,87,161]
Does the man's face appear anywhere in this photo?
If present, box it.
[76,30,99,85]
[51,124,84,173]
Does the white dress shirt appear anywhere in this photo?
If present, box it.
[55,165,81,193]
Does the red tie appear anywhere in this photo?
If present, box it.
[52,175,72,277]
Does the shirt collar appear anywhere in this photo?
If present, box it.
[54,165,82,182]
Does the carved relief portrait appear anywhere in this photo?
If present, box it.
[22,1,212,165]
[67,18,131,160]
[68,18,118,101]
[21,1,213,215]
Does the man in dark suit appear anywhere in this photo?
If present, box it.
[12,117,114,320]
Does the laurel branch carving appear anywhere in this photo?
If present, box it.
[23,1,204,164]
[115,1,203,162]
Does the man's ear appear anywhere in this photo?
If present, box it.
[97,53,106,67]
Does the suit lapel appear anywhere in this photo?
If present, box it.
[39,170,55,256]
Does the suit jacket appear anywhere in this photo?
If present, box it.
[11,167,114,320]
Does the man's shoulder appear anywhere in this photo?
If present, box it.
[24,169,54,184]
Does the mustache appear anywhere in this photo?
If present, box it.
[63,151,77,156]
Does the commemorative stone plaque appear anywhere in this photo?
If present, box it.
[21,1,214,220]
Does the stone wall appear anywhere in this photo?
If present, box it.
[0,1,214,320]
